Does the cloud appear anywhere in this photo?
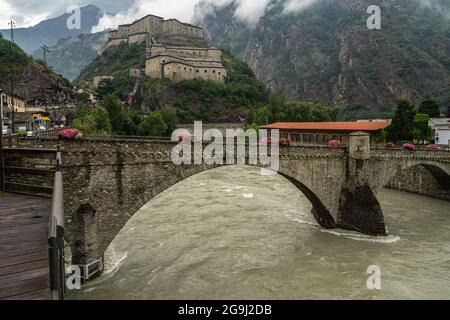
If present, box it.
[0,0,133,28]
[0,0,321,30]
[93,0,279,32]
[92,0,201,33]
[282,0,318,14]
[5,0,446,32]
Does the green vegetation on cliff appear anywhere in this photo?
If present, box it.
[77,43,146,81]
[0,34,72,104]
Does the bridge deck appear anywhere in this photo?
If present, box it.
[0,193,51,300]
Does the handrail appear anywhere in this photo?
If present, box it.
[48,148,65,300]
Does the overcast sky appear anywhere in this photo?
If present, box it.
[0,0,286,29]
[0,0,446,30]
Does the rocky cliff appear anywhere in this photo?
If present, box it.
[0,34,73,105]
[197,0,450,111]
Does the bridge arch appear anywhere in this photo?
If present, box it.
[373,160,450,195]
[69,164,337,266]
[383,162,450,200]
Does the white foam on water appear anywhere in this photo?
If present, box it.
[243,193,254,198]
[104,245,128,275]
[319,229,401,244]
[288,215,400,244]
[288,217,320,228]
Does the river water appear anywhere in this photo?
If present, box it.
[69,166,450,300]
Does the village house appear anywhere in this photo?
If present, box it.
[260,121,392,146]
[429,118,450,146]
[1,89,27,131]
[88,76,114,90]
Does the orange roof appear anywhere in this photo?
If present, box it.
[260,121,391,133]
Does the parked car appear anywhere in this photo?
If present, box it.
[27,131,33,137]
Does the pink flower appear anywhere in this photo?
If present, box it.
[177,132,189,142]
[426,144,440,151]
[402,143,416,151]
[261,137,273,145]
[58,128,80,140]
[328,140,343,148]
[280,137,291,146]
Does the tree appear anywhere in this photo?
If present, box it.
[160,109,178,135]
[123,109,143,136]
[387,100,417,142]
[95,79,115,101]
[447,102,450,118]
[102,94,125,134]
[413,113,432,144]
[72,107,112,136]
[138,112,168,137]
[75,92,91,105]
[418,99,441,118]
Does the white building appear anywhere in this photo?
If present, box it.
[429,118,450,146]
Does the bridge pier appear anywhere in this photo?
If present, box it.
[336,132,387,236]
[337,183,387,236]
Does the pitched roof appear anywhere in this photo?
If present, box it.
[429,118,450,127]
[260,121,391,132]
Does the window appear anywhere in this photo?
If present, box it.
[213,70,216,74]
[204,70,207,73]
[196,70,199,73]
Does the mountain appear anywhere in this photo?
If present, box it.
[196,0,450,112]
[31,31,109,81]
[0,34,73,105]
[0,5,103,54]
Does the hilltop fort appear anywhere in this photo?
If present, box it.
[105,14,227,83]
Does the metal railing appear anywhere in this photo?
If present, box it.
[48,149,65,300]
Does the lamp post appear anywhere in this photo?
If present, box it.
[0,93,5,192]
[8,20,16,134]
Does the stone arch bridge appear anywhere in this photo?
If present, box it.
[14,137,450,272]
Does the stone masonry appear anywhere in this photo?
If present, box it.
[11,136,450,270]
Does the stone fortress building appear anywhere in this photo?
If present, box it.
[105,14,227,83]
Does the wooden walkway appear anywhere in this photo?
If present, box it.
[0,192,52,300]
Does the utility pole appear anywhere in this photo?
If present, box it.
[41,44,50,65]
[8,20,16,134]
[9,20,15,43]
